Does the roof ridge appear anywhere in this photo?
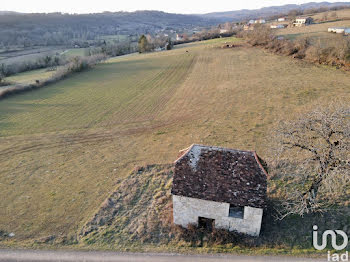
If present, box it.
[191,144,254,154]
[174,144,196,164]
[174,144,256,164]
[253,151,269,177]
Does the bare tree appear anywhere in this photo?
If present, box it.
[270,104,350,219]
[245,25,275,46]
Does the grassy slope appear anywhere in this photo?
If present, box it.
[76,165,348,256]
[5,68,57,86]
[311,8,350,21]
[62,48,87,57]
[0,37,349,245]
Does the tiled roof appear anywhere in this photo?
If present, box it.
[171,144,268,208]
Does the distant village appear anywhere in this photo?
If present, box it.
[242,15,350,35]
[167,13,350,48]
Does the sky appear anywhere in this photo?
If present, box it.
[2,0,350,14]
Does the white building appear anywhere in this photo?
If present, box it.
[328,27,350,34]
[171,144,268,237]
[335,28,345,34]
[176,34,184,41]
[293,17,313,27]
[254,19,266,24]
[270,24,285,29]
[278,17,286,22]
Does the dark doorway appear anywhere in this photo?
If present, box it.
[198,217,215,231]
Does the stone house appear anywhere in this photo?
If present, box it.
[255,19,266,24]
[270,24,286,29]
[248,19,265,25]
[293,17,313,27]
[220,29,229,34]
[171,144,268,237]
[176,34,184,41]
[243,24,254,31]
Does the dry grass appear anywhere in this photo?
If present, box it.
[75,164,350,254]
[311,8,350,21]
[0,37,349,245]
[5,68,57,86]
[79,164,174,246]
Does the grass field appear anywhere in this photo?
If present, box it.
[0,36,350,246]
[0,47,65,65]
[97,34,132,43]
[311,8,350,21]
[5,68,58,85]
[61,48,87,57]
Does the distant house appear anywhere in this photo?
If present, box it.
[171,144,268,237]
[335,28,345,34]
[328,27,337,33]
[176,34,184,41]
[328,27,350,34]
[244,24,254,31]
[270,24,286,29]
[255,19,266,24]
[278,17,286,22]
[220,29,229,34]
[293,17,313,27]
[248,19,265,25]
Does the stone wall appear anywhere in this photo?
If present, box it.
[172,195,263,236]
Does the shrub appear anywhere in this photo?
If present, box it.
[171,224,258,247]
[245,25,275,46]
[54,54,106,79]
[242,25,350,69]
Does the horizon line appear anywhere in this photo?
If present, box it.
[1,1,350,16]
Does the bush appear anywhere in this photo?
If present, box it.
[244,25,274,46]
[241,25,350,69]
[171,224,258,247]
[54,54,105,79]
[87,42,137,57]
